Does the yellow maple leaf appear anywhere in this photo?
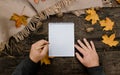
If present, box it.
[116,0,120,3]
[10,13,29,28]
[41,54,51,65]
[100,17,114,31]
[102,34,119,47]
[85,8,99,25]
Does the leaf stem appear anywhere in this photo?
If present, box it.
[21,6,26,15]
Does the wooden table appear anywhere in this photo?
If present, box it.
[0,8,120,75]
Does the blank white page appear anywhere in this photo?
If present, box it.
[49,23,74,57]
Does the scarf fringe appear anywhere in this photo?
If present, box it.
[13,0,76,42]
[13,16,42,42]
[38,0,76,20]
[72,9,85,17]
[0,16,42,53]
[12,0,76,42]
[0,42,6,52]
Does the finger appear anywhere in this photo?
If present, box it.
[83,38,92,51]
[41,45,48,55]
[36,39,48,46]
[90,41,96,51]
[77,40,89,51]
[74,44,86,55]
[35,46,44,50]
[76,52,83,63]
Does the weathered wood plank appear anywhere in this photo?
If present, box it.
[0,51,120,75]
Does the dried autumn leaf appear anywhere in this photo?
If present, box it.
[34,0,39,4]
[86,27,94,32]
[41,54,51,65]
[102,34,119,47]
[85,8,99,25]
[10,13,29,28]
[116,0,120,4]
[100,17,114,31]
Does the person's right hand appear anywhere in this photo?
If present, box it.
[29,40,49,63]
[75,38,99,68]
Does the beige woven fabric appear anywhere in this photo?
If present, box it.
[0,0,103,51]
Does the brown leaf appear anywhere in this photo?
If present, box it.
[10,13,29,28]
[86,27,94,32]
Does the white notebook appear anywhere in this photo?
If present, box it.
[49,23,74,57]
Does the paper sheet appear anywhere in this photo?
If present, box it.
[49,23,74,57]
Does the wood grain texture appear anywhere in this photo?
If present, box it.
[0,7,120,75]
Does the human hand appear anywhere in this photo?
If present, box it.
[29,40,49,63]
[75,38,99,68]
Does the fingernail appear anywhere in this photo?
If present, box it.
[77,39,80,42]
[83,38,86,40]
[75,52,78,55]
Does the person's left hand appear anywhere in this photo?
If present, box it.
[29,40,49,63]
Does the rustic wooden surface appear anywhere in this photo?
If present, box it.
[0,7,120,75]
